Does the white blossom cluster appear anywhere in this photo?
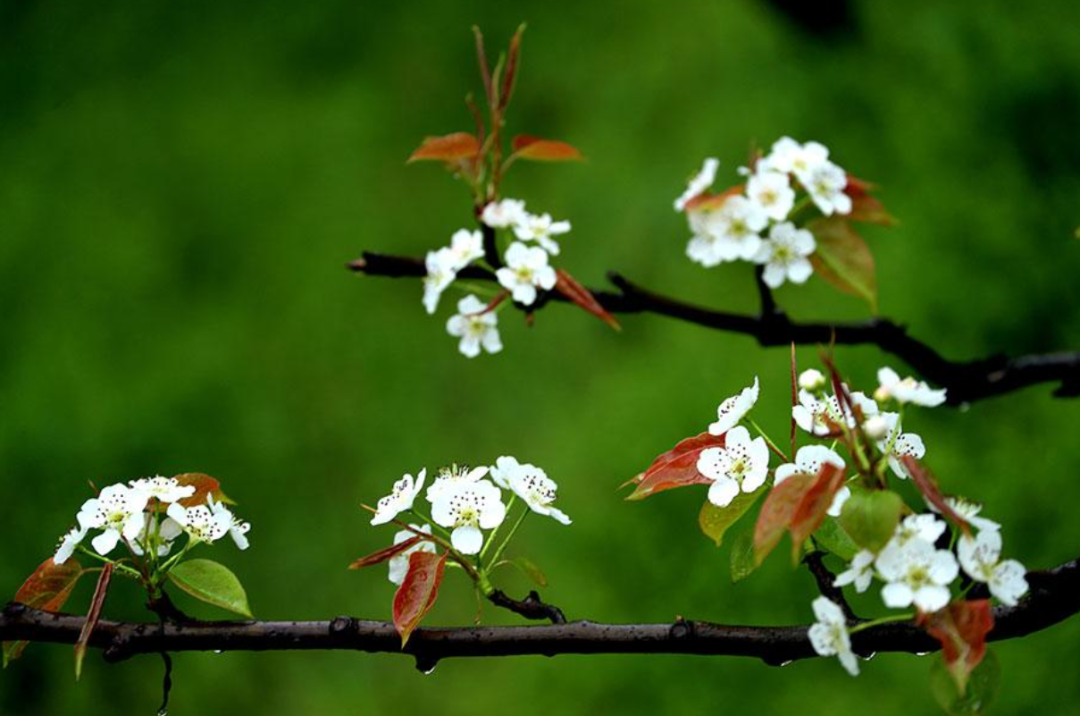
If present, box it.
[53,476,250,565]
[422,198,571,358]
[370,456,570,584]
[674,137,854,288]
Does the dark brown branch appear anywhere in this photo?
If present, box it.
[3,556,1076,668]
[803,551,858,622]
[347,252,1080,404]
[488,589,566,624]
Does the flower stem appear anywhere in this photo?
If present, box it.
[479,495,516,561]
[748,418,790,462]
[486,504,530,570]
[848,612,915,634]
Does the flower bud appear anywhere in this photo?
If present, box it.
[798,369,826,392]
[863,414,889,440]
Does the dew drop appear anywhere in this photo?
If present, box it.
[862,651,877,661]
[915,651,931,657]
[157,709,168,716]
[414,655,439,675]
[212,650,223,655]
[959,402,971,413]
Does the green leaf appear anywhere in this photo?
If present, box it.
[813,516,859,561]
[807,216,878,311]
[729,529,758,583]
[4,558,85,667]
[838,489,903,553]
[698,488,763,547]
[506,557,548,587]
[168,559,252,618]
[930,650,1000,716]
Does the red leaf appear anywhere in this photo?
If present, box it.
[408,133,481,163]
[807,216,878,311]
[845,175,896,226]
[625,432,724,500]
[74,564,113,680]
[4,558,85,666]
[921,600,994,692]
[903,456,970,535]
[683,184,743,212]
[349,536,423,570]
[511,135,583,162]
[392,551,447,647]
[174,472,233,507]
[554,268,620,331]
[788,463,846,558]
[498,25,525,113]
[754,463,845,565]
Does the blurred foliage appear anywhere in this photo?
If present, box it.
[2,0,1080,713]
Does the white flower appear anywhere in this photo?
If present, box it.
[445,229,484,270]
[674,157,719,212]
[933,497,1000,532]
[481,198,527,229]
[446,295,502,358]
[425,464,490,503]
[957,530,1028,606]
[430,480,507,555]
[889,513,948,549]
[422,248,457,315]
[708,377,759,436]
[129,476,196,504]
[700,195,768,262]
[370,469,427,526]
[208,497,251,550]
[875,367,947,407]
[753,222,815,289]
[54,525,88,564]
[76,484,151,556]
[495,242,557,306]
[746,169,795,221]
[495,458,570,525]
[808,597,859,676]
[388,525,437,585]
[762,137,829,180]
[129,513,183,558]
[862,414,889,441]
[876,412,926,479]
[165,502,230,544]
[875,537,958,612]
[685,209,726,268]
[774,445,848,516]
[696,426,770,507]
[513,212,571,255]
[792,389,878,436]
[798,369,826,392]
[804,161,852,216]
[834,550,876,593]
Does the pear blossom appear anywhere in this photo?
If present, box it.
[874,367,947,407]
[876,412,926,478]
[804,161,852,216]
[425,464,490,503]
[481,198,527,229]
[798,369,826,392]
[493,458,570,525]
[513,212,570,255]
[54,525,88,564]
[793,389,878,436]
[696,426,770,507]
[708,377,759,436]
[875,537,958,612]
[446,295,502,358]
[933,497,1000,532]
[370,469,427,526]
[430,479,507,555]
[762,137,829,180]
[834,550,876,593]
[674,157,719,211]
[752,221,815,289]
[422,248,457,315]
[700,195,767,262]
[129,515,182,558]
[957,530,1028,606]
[808,597,859,676]
[445,229,485,270]
[774,445,849,516]
[129,476,196,504]
[208,497,252,550]
[888,513,948,549]
[388,525,437,585]
[746,169,795,221]
[76,484,151,555]
[685,210,727,268]
[862,414,889,441]
[495,242,557,306]
[165,502,230,544]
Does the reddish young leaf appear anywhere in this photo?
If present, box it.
[807,216,878,312]
[4,558,85,666]
[788,463,846,561]
[683,184,744,212]
[174,472,233,507]
[754,472,816,565]
[845,175,897,226]
[921,600,994,692]
[74,563,113,680]
[625,432,724,500]
[349,536,423,570]
[902,456,970,535]
[511,135,583,162]
[392,551,447,647]
[499,25,525,113]
[554,268,620,331]
[407,133,481,163]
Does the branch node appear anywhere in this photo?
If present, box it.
[329,616,356,637]
[669,616,694,640]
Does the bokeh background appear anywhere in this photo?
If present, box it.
[2,0,1080,713]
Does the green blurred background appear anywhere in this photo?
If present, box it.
[2,0,1079,713]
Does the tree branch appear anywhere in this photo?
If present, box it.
[4,556,1076,669]
[347,252,1080,404]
